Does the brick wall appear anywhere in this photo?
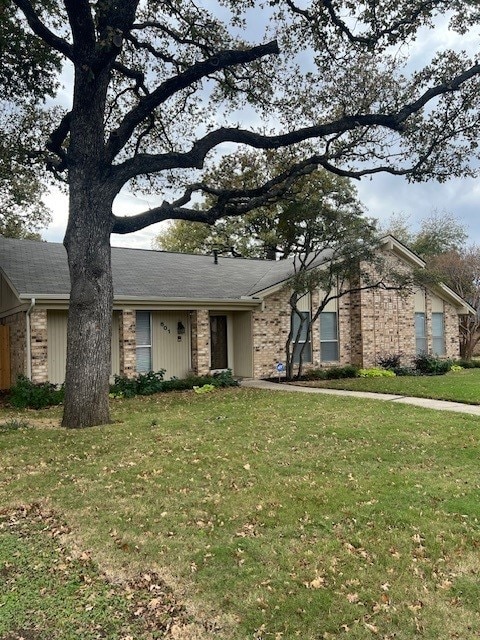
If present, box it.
[119,310,136,377]
[2,312,27,383]
[30,309,48,383]
[440,300,461,359]
[252,288,291,378]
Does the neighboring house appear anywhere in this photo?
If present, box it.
[0,235,474,389]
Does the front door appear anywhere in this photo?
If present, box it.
[210,315,228,370]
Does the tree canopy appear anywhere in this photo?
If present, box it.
[155,152,365,259]
[3,1,479,427]
[382,211,468,258]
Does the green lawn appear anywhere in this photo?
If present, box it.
[1,388,480,639]
[300,367,480,404]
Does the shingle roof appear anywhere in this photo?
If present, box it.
[0,236,298,300]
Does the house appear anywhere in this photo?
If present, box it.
[0,235,474,389]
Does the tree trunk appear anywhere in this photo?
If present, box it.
[61,189,114,428]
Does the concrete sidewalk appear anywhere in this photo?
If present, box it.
[241,378,480,417]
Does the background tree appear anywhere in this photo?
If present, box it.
[382,211,468,258]
[3,1,480,427]
[155,152,365,259]
[429,248,480,359]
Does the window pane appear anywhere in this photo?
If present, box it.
[136,311,151,346]
[321,341,339,362]
[293,342,312,364]
[320,312,338,341]
[432,312,445,355]
[136,346,152,373]
[292,311,309,342]
[415,313,426,338]
[291,311,311,364]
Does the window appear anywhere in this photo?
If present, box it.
[432,312,446,356]
[320,311,339,362]
[415,312,427,354]
[136,311,152,372]
[291,311,312,364]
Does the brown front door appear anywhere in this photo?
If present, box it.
[210,315,228,369]
[0,325,11,390]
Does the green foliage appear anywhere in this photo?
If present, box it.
[110,370,166,398]
[412,353,452,375]
[8,375,64,409]
[306,365,359,380]
[193,384,216,394]
[110,369,238,398]
[450,364,463,372]
[359,367,397,378]
[454,358,480,368]
[377,352,403,370]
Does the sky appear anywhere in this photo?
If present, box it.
[38,3,479,250]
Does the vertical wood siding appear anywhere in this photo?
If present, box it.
[232,311,253,377]
[152,311,191,379]
[47,311,68,385]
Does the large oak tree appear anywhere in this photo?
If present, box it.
[3,0,479,427]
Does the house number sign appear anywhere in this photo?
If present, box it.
[160,321,171,334]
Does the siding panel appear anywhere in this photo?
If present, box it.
[152,311,190,379]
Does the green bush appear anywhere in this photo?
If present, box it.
[454,359,480,369]
[359,367,396,378]
[412,353,452,375]
[8,375,64,409]
[110,368,238,398]
[306,365,359,380]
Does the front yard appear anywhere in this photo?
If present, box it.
[1,387,479,639]
[297,367,480,405]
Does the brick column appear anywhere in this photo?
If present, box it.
[119,310,136,377]
[191,310,210,375]
[30,309,48,383]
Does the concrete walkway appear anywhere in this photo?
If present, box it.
[241,378,480,417]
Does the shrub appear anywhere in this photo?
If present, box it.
[305,365,359,380]
[450,364,463,372]
[393,366,419,377]
[377,352,403,370]
[110,370,166,398]
[193,384,216,394]
[359,367,396,378]
[412,353,452,375]
[454,359,480,369]
[8,375,64,409]
[110,368,238,398]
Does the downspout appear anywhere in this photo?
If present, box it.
[26,298,35,380]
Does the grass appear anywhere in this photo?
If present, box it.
[1,388,480,639]
[301,367,480,404]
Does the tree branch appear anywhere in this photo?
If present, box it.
[105,39,280,162]
[12,0,74,60]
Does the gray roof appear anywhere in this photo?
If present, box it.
[0,236,299,301]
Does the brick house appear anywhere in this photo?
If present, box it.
[0,235,474,389]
